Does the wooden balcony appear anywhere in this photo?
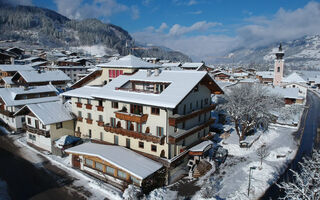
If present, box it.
[26,125,50,138]
[85,104,92,110]
[114,111,148,123]
[76,102,82,108]
[168,118,215,144]
[104,125,165,145]
[96,105,104,112]
[75,131,81,137]
[169,104,216,126]
[0,109,14,117]
[97,120,104,127]
[86,118,93,124]
[77,117,83,122]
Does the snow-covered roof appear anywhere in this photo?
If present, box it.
[267,86,303,99]
[13,70,71,83]
[65,143,163,179]
[63,70,221,108]
[256,71,274,79]
[239,78,259,83]
[189,140,213,152]
[1,76,14,85]
[97,55,160,69]
[282,72,307,83]
[161,62,181,68]
[0,65,34,72]
[16,101,74,125]
[0,85,59,106]
[233,72,249,77]
[181,62,204,69]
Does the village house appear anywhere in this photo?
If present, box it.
[180,62,206,71]
[0,85,60,131]
[161,62,182,71]
[71,55,159,89]
[0,49,17,64]
[14,101,75,152]
[212,71,232,82]
[62,69,223,185]
[0,64,34,79]
[256,71,274,84]
[10,70,71,90]
[40,65,91,83]
[268,86,305,105]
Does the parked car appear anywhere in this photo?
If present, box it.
[212,145,228,165]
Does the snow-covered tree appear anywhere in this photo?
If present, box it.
[219,83,283,143]
[256,144,270,167]
[277,150,320,200]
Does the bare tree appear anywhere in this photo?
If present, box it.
[219,83,283,143]
[277,150,320,200]
[256,144,270,167]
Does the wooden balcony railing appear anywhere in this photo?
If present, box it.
[86,118,93,124]
[76,102,82,108]
[85,104,92,110]
[104,125,165,145]
[114,111,148,123]
[169,104,216,126]
[26,125,50,138]
[0,109,14,117]
[96,105,104,112]
[168,118,215,144]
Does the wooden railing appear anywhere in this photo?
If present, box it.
[85,104,92,110]
[86,118,93,124]
[96,105,104,112]
[97,121,104,127]
[114,111,148,123]
[0,109,14,117]
[104,125,165,145]
[26,125,50,137]
[169,104,216,126]
[76,102,82,108]
[168,118,215,144]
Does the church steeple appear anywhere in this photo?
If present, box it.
[273,43,285,86]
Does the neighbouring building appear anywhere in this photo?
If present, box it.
[40,65,91,83]
[0,85,60,131]
[0,64,34,79]
[256,71,274,84]
[14,101,75,152]
[62,69,223,185]
[180,62,206,71]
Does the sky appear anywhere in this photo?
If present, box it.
[5,0,320,62]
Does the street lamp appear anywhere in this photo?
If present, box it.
[248,166,257,197]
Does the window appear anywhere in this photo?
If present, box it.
[136,123,142,133]
[182,122,185,129]
[56,122,63,129]
[85,158,93,167]
[100,132,103,141]
[114,135,119,145]
[183,104,186,115]
[193,85,199,92]
[157,126,164,137]
[21,117,25,123]
[98,100,103,106]
[110,117,116,127]
[88,129,92,138]
[130,104,143,115]
[42,124,46,129]
[151,107,160,115]
[151,145,157,152]
[106,166,115,175]
[78,111,82,117]
[126,138,130,148]
[87,99,91,104]
[27,117,31,125]
[277,67,280,72]
[99,115,103,122]
[139,142,144,148]
[126,121,131,130]
[130,176,140,185]
[117,170,127,179]
[95,162,103,171]
[77,97,81,103]
[87,113,92,119]
[112,101,118,109]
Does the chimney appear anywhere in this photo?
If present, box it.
[37,69,41,74]
[154,68,160,76]
[147,69,152,77]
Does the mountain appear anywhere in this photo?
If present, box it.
[219,35,320,70]
[0,3,191,62]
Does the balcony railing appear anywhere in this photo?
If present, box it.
[114,111,148,123]
[169,104,216,126]
[85,104,92,110]
[168,118,215,144]
[104,125,165,145]
[86,118,93,124]
[26,125,50,138]
[0,109,14,117]
[97,120,104,127]
[76,102,82,108]
[96,105,104,112]
[77,117,83,122]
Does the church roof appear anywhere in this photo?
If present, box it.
[282,72,307,83]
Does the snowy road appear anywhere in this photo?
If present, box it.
[262,91,320,199]
[0,131,89,200]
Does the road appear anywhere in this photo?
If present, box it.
[261,91,320,199]
[0,131,90,200]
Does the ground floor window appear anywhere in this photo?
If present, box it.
[106,166,115,175]
[151,144,157,152]
[85,158,93,167]
[117,170,127,180]
[139,141,144,149]
[114,135,118,145]
[95,162,103,171]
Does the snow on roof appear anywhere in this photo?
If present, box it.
[181,62,204,68]
[282,72,307,83]
[29,61,47,67]
[1,76,13,84]
[92,70,210,108]
[216,81,235,89]
[267,86,303,99]
[239,78,259,83]
[97,55,160,69]
[233,72,248,77]
[0,85,59,106]
[65,143,163,179]
[0,65,34,72]
[54,135,80,148]
[256,71,274,79]
[17,101,74,125]
[189,140,213,152]
[62,86,101,99]
[161,62,181,67]
[15,70,71,83]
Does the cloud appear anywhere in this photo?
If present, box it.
[187,0,198,6]
[172,0,198,6]
[53,0,134,21]
[0,0,32,6]
[169,21,221,36]
[188,10,203,15]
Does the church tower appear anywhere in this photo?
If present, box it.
[273,43,284,86]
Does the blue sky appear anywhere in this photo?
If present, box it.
[8,0,320,62]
